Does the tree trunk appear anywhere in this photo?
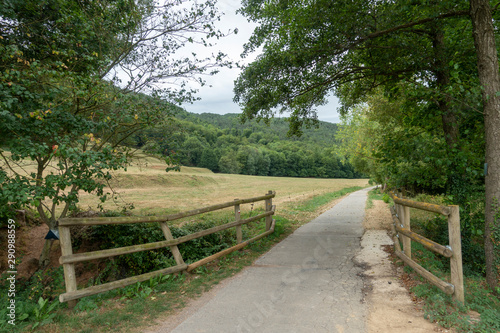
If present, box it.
[39,239,54,268]
[39,218,57,269]
[432,24,469,202]
[432,27,459,150]
[470,0,500,292]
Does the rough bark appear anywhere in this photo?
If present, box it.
[470,0,500,291]
[35,158,54,269]
[432,27,459,150]
[39,240,54,268]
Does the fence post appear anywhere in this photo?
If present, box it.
[265,190,273,231]
[396,192,411,259]
[396,192,402,223]
[58,225,77,307]
[160,222,185,265]
[448,205,464,303]
[402,204,411,260]
[235,199,242,244]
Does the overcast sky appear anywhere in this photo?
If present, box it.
[180,0,342,124]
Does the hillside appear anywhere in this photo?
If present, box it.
[176,110,339,145]
[131,108,361,179]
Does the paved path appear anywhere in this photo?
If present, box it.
[169,188,370,333]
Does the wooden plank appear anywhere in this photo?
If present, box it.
[59,264,187,303]
[448,205,464,303]
[391,205,405,254]
[395,225,453,258]
[187,220,276,272]
[60,210,275,265]
[265,190,273,231]
[391,229,403,253]
[389,191,451,215]
[160,222,184,265]
[234,200,242,244]
[402,204,411,259]
[394,249,455,295]
[58,226,77,308]
[391,207,452,258]
[58,192,278,303]
[59,192,276,226]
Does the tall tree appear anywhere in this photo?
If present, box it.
[235,0,499,291]
[0,0,230,267]
[469,0,500,291]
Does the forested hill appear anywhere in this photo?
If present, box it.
[134,108,362,179]
[176,109,339,145]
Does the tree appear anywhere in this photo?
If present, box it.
[469,0,500,292]
[0,0,230,267]
[235,0,479,178]
[181,137,206,166]
[336,93,452,193]
[218,153,241,174]
[235,0,499,290]
[200,148,219,172]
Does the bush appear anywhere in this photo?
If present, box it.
[90,218,237,278]
[415,214,486,276]
[408,188,487,277]
[170,220,235,263]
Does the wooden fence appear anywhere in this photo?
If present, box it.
[57,191,276,303]
[389,191,464,303]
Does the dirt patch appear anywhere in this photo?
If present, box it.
[1,215,102,286]
[364,199,392,230]
[360,200,451,332]
[1,223,54,279]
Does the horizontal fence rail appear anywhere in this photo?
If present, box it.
[58,191,276,304]
[389,191,464,303]
[59,193,276,227]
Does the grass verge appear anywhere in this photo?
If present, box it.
[294,186,364,212]
[366,187,390,209]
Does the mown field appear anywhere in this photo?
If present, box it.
[76,153,369,218]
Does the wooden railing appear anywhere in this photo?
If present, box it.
[57,191,276,303]
[389,191,464,303]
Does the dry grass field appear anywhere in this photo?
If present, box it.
[75,154,369,217]
[3,151,368,217]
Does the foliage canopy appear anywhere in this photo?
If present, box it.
[234,0,500,290]
[0,0,230,265]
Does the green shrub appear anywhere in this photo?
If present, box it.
[171,220,235,263]
[91,222,172,277]
[413,274,500,332]
[414,214,486,276]
[409,189,486,277]
[32,297,60,330]
[90,218,237,277]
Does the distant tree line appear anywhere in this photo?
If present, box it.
[132,109,362,179]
